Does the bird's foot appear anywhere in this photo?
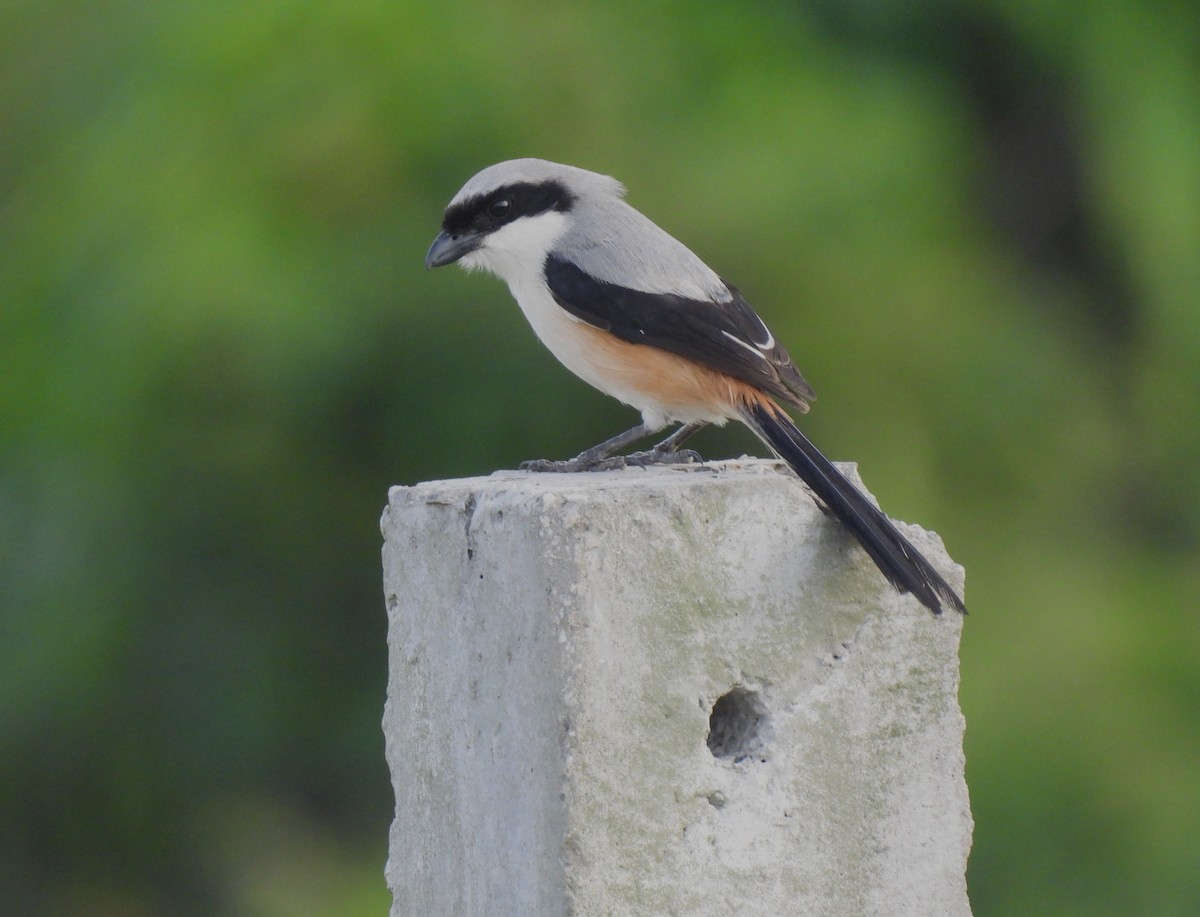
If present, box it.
[520,455,625,472]
[520,448,702,473]
[621,448,703,468]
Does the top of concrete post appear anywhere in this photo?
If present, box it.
[382,459,971,916]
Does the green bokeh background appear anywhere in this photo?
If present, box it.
[3,1,1198,914]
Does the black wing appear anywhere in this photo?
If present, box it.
[544,254,814,406]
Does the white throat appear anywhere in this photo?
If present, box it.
[458,211,570,289]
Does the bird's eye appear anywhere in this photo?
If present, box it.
[487,198,511,220]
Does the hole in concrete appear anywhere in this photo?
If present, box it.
[706,686,768,762]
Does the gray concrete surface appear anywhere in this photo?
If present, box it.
[382,459,972,916]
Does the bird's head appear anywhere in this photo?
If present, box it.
[425,158,624,283]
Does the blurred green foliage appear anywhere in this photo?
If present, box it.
[2,1,1198,914]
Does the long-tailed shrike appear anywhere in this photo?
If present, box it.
[426,158,965,616]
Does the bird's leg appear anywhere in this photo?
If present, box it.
[521,422,656,472]
[521,421,709,472]
[620,422,707,467]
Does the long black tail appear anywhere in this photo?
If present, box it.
[739,401,966,616]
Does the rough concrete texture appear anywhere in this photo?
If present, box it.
[381,459,972,917]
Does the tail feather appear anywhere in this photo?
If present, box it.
[739,401,966,616]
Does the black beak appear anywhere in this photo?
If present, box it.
[425,230,482,269]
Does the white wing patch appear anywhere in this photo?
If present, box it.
[720,329,771,360]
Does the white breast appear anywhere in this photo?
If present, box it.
[508,274,655,415]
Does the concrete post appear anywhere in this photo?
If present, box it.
[381,460,972,917]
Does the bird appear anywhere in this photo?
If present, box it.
[425,158,966,616]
